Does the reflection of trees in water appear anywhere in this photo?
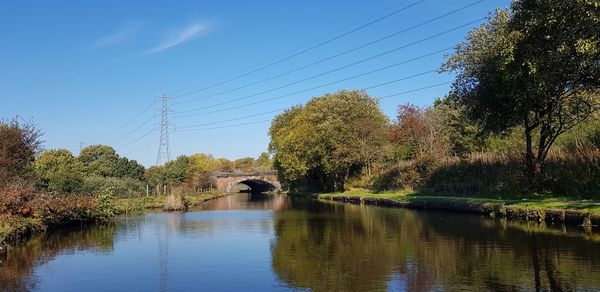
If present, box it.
[270,199,600,291]
[157,218,169,292]
[0,224,117,292]
[198,193,287,211]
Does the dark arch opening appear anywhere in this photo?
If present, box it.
[237,179,277,193]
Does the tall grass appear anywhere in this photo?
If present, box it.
[162,187,190,211]
[370,148,600,199]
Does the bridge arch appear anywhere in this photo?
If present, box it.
[227,178,280,193]
[215,172,281,193]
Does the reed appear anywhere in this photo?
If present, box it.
[162,192,189,211]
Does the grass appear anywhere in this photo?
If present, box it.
[313,188,600,216]
[114,191,228,214]
[2,191,230,245]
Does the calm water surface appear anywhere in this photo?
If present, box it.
[1,194,599,291]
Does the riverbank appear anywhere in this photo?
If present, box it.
[0,191,230,246]
[114,191,230,213]
[292,190,600,228]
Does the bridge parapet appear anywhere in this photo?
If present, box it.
[215,170,277,178]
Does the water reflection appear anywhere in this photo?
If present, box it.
[1,194,599,291]
[0,224,117,291]
[271,198,600,291]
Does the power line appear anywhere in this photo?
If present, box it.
[379,81,452,100]
[126,139,159,156]
[172,0,425,98]
[170,0,413,96]
[123,128,156,147]
[114,115,156,142]
[177,68,441,119]
[178,108,285,129]
[95,100,157,143]
[176,119,273,132]
[176,18,482,115]
[173,0,483,105]
[175,47,449,118]
[173,82,454,132]
[175,48,446,116]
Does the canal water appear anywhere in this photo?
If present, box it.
[1,194,599,291]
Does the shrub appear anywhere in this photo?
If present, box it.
[81,176,145,198]
[96,187,116,221]
[0,183,37,215]
[28,193,101,225]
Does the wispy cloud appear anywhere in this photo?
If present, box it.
[95,21,142,46]
[145,21,211,55]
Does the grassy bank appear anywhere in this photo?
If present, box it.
[114,191,229,213]
[1,189,230,245]
[0,187,116,244]
[296,189,600,227]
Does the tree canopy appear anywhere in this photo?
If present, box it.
[0,118,42,186]
[441,0,600,181]
[269,90,388,192]
[35,149,84,194]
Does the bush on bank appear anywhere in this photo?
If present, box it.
[0,184,116,244]
[80,176,146,198]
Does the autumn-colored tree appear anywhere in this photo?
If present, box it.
[388,103,451,161]
[0,118,42,185]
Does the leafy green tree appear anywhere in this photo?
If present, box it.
[113,157,145,180]
[146,155,193,191]
[269,90,388,192]
[0,118,42,185]
[442,1,600,183]
[189,153,219,173]
[256,152,273,170]
[432,97,485,157]
[78,145,119,177]
[215,158,234,172]
[35,149,84,194]
[145,166,166,189]
[163,155,191,184]
[234,157,255,172]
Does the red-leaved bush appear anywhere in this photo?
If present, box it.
[0,183,37,216]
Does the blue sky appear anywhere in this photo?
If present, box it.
[0,0,510,166]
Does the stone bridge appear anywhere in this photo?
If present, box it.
[215,171,281,193]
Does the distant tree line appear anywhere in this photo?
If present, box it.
[145,152,273,193]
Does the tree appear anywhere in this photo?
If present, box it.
[388,104,429,159]
[189,153,218,173]
[388,103,452,161]
[441,1,600,184]
[144,156,191,191]
[256,152,273,171]
[0,118,42,185]
[35,149,84,194]
[163,155,191,185]
[234,157,255,172]
[215,158,234,172]
[113,157,145,180]
[78,145,120,177]
[269,90,388,192]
